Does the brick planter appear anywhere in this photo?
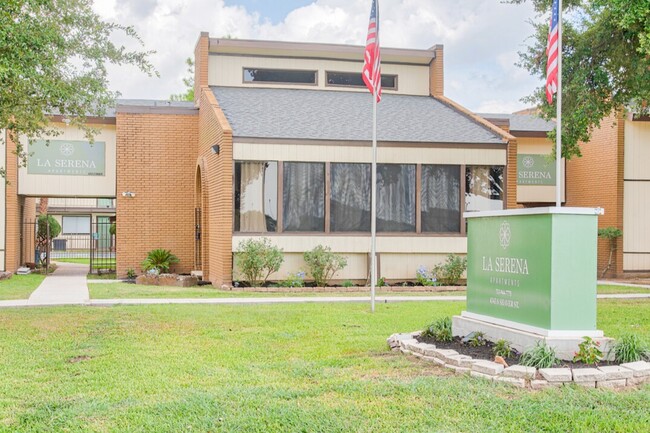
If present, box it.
[136,274,198,287]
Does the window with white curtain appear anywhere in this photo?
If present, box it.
[421,165,460,232]
[465,166,504,212]
[377,164,416,232]
[62,216,91,234]
[234,161,278,232]
[331,163,371,232]
[282,162,325,232]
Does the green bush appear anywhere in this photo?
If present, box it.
[236,238,284,287]
[493,339,513,358]
[282,271,305,288]
[611,334,650,363]
[141,249,179,274]
[433,254,467,286]
[342,279,354,288]
[519,342,559,369]
[421,317,453,342]
[36,215,62,265]
[109,222,116,236]
[573,336,603,365]
[303,245,347,287]
[126,268,136,279]
[467,331,487,347]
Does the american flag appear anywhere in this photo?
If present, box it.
[546,0,559,104]
[362,0,381,102]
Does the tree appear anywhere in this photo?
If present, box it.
[169,58,194,102]
[511,0,650,159]
[36,214,61,266]
[0,0,157,172]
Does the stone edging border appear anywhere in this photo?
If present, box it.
[387,332,650,390]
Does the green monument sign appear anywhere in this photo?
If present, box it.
[517,154,556,185]
[27,140,105,176]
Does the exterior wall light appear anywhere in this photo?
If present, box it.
[211,144,220,154]
[122,191,136,198]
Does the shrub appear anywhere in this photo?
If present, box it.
[236,238,284,287]
[598,227,622,278]
[493,339,513,358]
[141,249,179,274]
[573,336,603,365]
[422,317,453,342]
[433,254,467,286]
[282,271,305,288]
[109,222,116,236]
[376,276,386,287]
[611,334,650,363]
[416,265,437,286]
[303,245,347,287]
[342,279,354,288]
[126,268,136,279]
[36,215,62,265]
[467,331,487,347]
[519,342,559,369]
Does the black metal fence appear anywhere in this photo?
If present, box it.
[22,219,116,274]
[195,208,202,269]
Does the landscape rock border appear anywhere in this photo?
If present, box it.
[387,332,650,390]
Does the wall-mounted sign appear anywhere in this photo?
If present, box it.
[517,154,555,185]
[27,140,105,176]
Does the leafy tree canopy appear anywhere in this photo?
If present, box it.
[0,0,157,166]
[169,57,194,102]
[510,0,650,159]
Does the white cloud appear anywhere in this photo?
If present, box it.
[94,0,543,112]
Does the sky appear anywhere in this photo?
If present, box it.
[93,0,545,113]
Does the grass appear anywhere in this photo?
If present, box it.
[597,284,650,294]
[0,300,648,432]
[0,274,45,300]
[54,258,116,266]
[87,283,465,299]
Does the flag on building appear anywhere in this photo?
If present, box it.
[546,0,559,104]
[362,0,381,102]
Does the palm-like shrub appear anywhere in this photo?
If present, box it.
[141,249,179,273]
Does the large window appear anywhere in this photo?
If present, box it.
[331,163,371,232]
[421,165,460,232]
[283,162,325,232]
[326,71,397,89]
[243,68,317,85]
[62,216,91,234]
[234,161,278,232]
[377,164,416,232]
[465,166,504,212]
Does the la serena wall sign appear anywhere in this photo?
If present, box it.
[27,140,105,176]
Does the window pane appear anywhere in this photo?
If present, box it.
[331,163,371,232]
[377,164,416,232]
[62,216,91,234]
[234,161,278,232]
[326,72,397,89]
[97,198,113,208]
[244,68,316,84]
[421,165,460,232]
[283,162,324,232]
[465,166,505,212]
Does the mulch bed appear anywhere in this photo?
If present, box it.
[417,335,617,369]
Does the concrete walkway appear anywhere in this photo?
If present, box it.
[27,262,89,306]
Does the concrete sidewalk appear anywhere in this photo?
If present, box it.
[27,262,89,306]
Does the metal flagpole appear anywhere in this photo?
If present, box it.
[370,85,377,313]
[555,0,563,208]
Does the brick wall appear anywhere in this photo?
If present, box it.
[197,87,233,286]
[565,112,624,277]
[194,32,209,106]
[429,45,444,97]
[506,138,519,210]
[115,112,198,277]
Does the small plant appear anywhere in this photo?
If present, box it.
[467,331,487,347]
[611,334,650,363]
[422,317,453,342]
[433,254,467,286]
[376,276,386,287]
[141,249,179,273]
[282,271,306,288]
[519,341,560,369]
[416,265,437,286]
[236,238,284,287]
[342,279,354,288]
[303,245,347,287]
[126,268,136,279]
[573,336,603,365]
[598,227,622,278]
[493,339,513,358]
[109,222,116,236]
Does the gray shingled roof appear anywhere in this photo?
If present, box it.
[211,87,504,144]
[478,112,554,132]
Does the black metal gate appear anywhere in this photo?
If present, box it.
[22,218,116,274]
[195,208,202,269]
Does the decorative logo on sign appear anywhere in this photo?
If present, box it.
[59,142,75,157]
[499,221,511,249]
[522,156,534,168]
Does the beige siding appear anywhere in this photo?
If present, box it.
[624,121,650,180]
[516,137,565,203]
[209,54,430,96]
[235,142,506,165]
[18,124,116,197]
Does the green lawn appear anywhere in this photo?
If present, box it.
[54,258,115,266]
[0,300,648,432]
[87,283,465,299]
[598,284,650,294]
[0,274,45,300]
